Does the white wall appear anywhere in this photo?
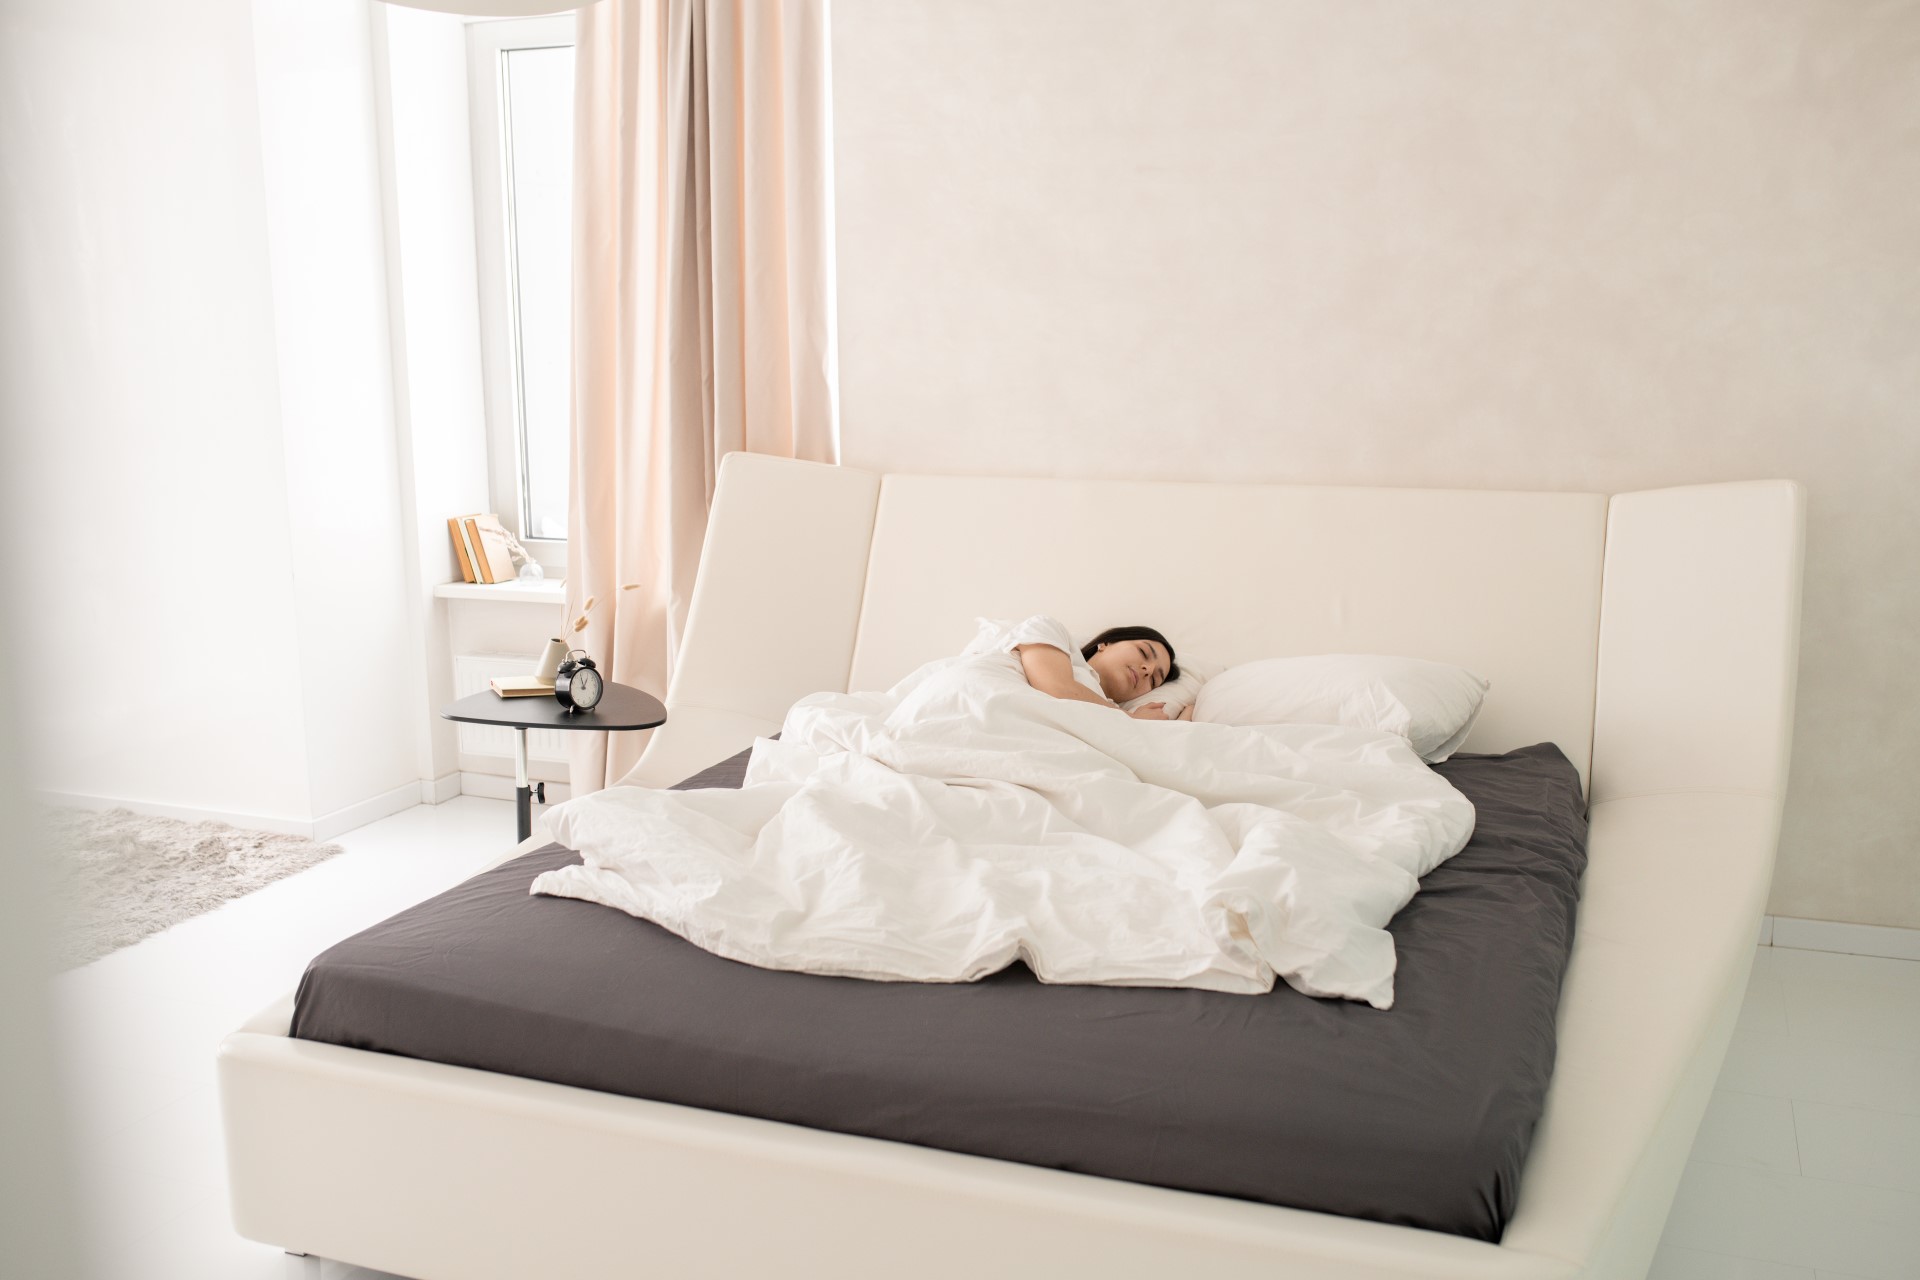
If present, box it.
[832,0,1920,930]
[1,0,423,838]
[371,3,495,798]
[2,0,314,825]
[252,0,419,825]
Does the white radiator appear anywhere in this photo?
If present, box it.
[452,654,571,763]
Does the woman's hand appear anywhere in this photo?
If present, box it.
[1129,702,1171,720]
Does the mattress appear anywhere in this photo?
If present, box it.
[290,742,1587,1241]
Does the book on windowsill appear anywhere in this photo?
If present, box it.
[448,516,481,583]
[469,514,517,584]
[447,512,518,584]
[489,676,554,699]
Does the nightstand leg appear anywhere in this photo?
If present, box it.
[514,727,532,843]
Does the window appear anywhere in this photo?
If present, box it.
[467,15,575,575]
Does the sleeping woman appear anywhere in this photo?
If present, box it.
[967,616,1189,720]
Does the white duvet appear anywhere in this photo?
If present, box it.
[534,650,1475,1007]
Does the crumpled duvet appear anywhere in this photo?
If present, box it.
[533,650,1475,1006]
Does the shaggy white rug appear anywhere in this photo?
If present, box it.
[41,807,344,969]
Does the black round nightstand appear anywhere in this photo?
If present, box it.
[441,684,667,841]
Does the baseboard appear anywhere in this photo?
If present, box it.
[310,782,423,843]
[459,772,573,807]
[35,790,321,838]
[1766,915,1920,962]
[420,773,463,805]
[38,781,426,843]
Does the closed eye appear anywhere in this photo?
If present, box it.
[1138,642,1162,687]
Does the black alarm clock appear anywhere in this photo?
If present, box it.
[554,651,604,712]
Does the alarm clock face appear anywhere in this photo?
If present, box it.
[572,666,605,710]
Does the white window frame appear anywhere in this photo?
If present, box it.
[466,13,576,578]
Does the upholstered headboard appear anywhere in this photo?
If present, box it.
[847,473,1607,781]
[627,454,1802,820]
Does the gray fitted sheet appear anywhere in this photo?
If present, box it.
[291,742,1586,1241]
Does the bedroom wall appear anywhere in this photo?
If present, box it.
[0,0,422,837]
[831,0,1920,930]
[370,3,495,801]
[252,0,419,827]
[1,0,315,825]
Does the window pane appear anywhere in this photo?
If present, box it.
[502,45,573,542]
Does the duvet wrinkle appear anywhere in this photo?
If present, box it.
[534,648,1474,1006]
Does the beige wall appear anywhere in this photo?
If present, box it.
[832,1,1920,929]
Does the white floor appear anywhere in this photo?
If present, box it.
[47,797,1920,1280]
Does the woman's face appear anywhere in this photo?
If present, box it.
[1089,637,1172,703]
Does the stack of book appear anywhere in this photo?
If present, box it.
[448,513,517,584]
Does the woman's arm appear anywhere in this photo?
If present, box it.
[1015,643,1118,708]
[1016,643,1173,719]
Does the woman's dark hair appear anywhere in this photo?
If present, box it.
[1081,626,1180,684]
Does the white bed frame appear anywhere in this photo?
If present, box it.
[220,455,1804,1280]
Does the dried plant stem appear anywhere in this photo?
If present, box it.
[565,585,641,640]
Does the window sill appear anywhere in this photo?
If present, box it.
[433,579,566,605]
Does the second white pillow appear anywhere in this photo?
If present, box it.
[1193,654,1490,762]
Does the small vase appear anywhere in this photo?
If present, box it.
[532,638,569,683]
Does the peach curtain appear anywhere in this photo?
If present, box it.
[567,0,838,794]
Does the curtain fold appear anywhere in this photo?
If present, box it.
[568,0,837,794]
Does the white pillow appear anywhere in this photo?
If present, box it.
[1193,655,1490,762]
[1118,655,1223,715]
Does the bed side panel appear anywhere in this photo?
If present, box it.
[218,1030,1574,1280]
[1589,480,1806,806]
[1499,792,1778,1275]
[626,455,880,787]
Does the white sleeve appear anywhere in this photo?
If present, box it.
[962,614,1080,658]
[1003,614,1079,656]
[960,614,1082,660]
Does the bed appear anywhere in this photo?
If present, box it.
[219,454,1805,1280]
[286,741,1585,1242]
